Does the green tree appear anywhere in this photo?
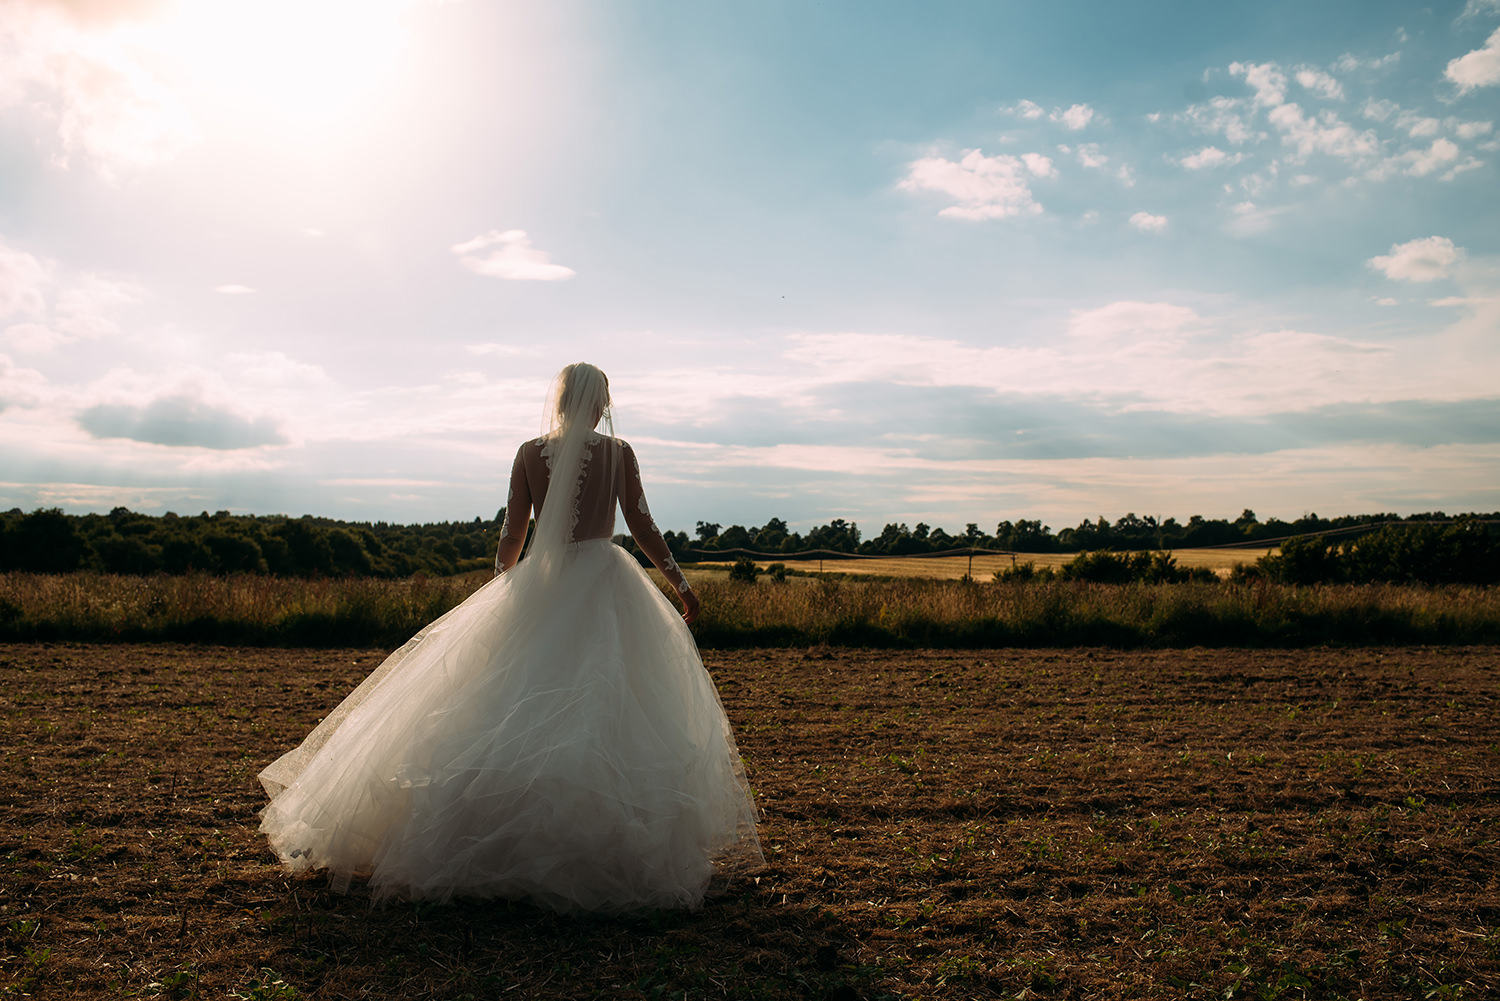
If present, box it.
[326,528,374,575]
[2,508,86,572]
[91,534,160,574]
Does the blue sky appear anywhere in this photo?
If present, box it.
[1,0,1497,534]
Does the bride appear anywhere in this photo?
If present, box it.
[258,363,762,912]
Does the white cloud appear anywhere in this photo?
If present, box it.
[51,274,137,340]
[0,3,196,178]
[1177,96,1260,145]
[0,353,49,410]
[899,149,1046,220]
[226,351,330,387]
[1179,146,1247,169]
[1004,99,1095,130]
[1447,27,1500,93]
[1334,52,1400,74]
[1071,143,1107,169]
[1459,0,1500,21]
[1229,61,1288,107]
[1129,212,1168,232]
[1061,143,1129,184]
[300,228,326,238]
[1444,158,1484,179]
[214,284,257,294]
[1359,102,1489,167]
[1237,162,1279,196]
[466,343,539,358]
[0,240,51,320]
[1295,68,1344,100]
[1371,137,1463,179]
[1066,301,1198,342]
[1400,114,1441,138]
[1226,202,1290,236]
[1020,152,1056,177]
[1267,103,1381,162]
[1376,297,1400,306]
[1052,103,1094,130]
[773,303,1411,419]
[1409,137,1462,175]
[0,239,137,352]
[1367,236,1461,282]
[451,230,576,282]
[1429,296,1497,307]
[0,324,61,353]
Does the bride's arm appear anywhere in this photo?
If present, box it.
[618,441,699,623]
[494,444,532,576]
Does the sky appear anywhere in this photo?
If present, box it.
[1,0,1498,535]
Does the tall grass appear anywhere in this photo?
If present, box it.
[689,576,1500,647]
[1,571,1496,648]
[0,571,486,647]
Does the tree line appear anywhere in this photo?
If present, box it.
[0,508,497,578]
[681,509,1499,557]
[2,506,1496,579]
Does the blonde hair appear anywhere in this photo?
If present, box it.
[553,362,611,431]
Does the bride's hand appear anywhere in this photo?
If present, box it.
[680,588,700,625]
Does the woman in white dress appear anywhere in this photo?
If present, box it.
[258,363,762,912]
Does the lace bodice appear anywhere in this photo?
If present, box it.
[498,434,689,594]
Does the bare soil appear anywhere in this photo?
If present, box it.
[2,643,1498,999]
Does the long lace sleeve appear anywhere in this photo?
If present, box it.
[494,444,532,575]
[618,441,691,595]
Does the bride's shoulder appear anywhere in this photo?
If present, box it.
[596,433,632,451]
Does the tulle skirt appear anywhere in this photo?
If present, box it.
[258,539,762,912]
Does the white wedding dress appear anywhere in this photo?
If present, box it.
[258,422,761,912]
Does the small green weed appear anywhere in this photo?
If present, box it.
[147,962,198,999]
[230,969,300,1000]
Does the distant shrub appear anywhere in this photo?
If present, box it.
[766,562,789,583]
[1259,535,1340,585]
[1048,551,1219,585]
[1059,551,1137,584]
[1229,561,1265,584]
[1257,523,1500,586]
[1060,551,1179,584]
[1342,521,1498,585]
[994,562,1056,583]
[728,556,760,583]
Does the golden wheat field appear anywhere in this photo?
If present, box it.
[687,548,1274,581]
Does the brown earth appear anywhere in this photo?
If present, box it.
[2,643,1498,1000]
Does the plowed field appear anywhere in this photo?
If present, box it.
[2,643,1498,999]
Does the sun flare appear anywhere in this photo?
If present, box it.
[128,0,421,129]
